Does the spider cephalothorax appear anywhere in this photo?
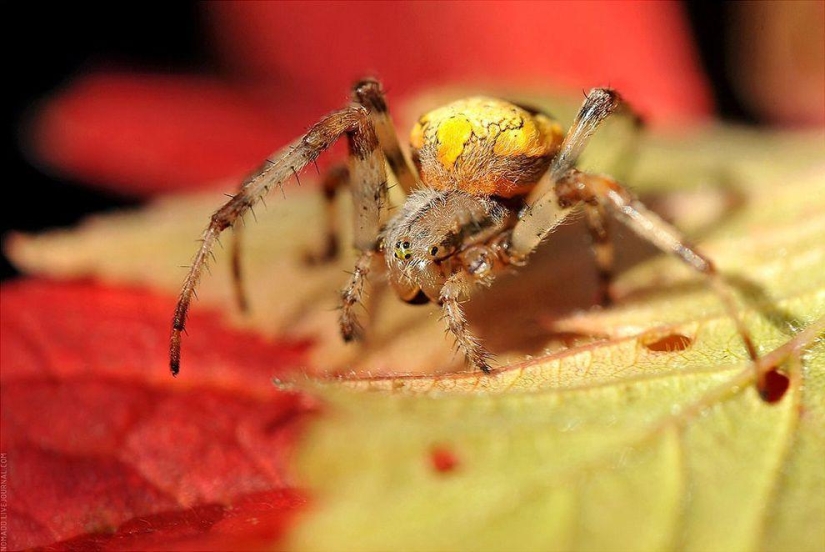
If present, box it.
[170,79,757,375]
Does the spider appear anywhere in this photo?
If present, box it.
[170,78,757,375]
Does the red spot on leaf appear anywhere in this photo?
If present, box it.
[0,279,318,549]
[759,368,790,404]
[430,446,460,474]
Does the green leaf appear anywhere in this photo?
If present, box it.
[7,94,825,551]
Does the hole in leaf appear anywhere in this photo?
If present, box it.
[429,446,460,474]
[758,369,790,404]
[641,333,693,352]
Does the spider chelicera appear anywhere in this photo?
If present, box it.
[170,79,757,375]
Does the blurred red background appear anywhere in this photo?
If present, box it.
[5,1,822,281]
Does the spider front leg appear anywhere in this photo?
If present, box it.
[510,87,622,258]
[440,273,493,374]
[228,78,414,310]
[352,78,417,195]
[170,105,389,376]
[303,79,417,264]
[229,163,349,314]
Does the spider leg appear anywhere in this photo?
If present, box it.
[228,79,414,310]
[583,203,614,307]
[353,78,418,194]
[507,88,757,362]
[340,249,375,341]
[336,80,420,343]
[305,163,349,265]
[230,220,249,313]
[229,162,350,313]
[171,105,388,376]
[550,88,623,182]
[510,88,622,257]
[556,169,759,361]
[440,273,493,373]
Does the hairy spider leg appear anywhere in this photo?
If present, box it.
[331,80,422,344]
[352,79,418,194]
[340,249,376,342]
[555,170,759,362]
[229,221,248,312]
[229,79,417,311]
[509,88,758,363]
[170,105,388,376]
[510,88,621,257]
[440,272,494,373]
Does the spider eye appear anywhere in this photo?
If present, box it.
[429,242,457,259]
[393,238,414,261]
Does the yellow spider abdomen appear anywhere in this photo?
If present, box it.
[435,115,473,168]
[410,97,564,197]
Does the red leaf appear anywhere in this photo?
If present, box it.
[0,280,315,549]
[27,73,314,198]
